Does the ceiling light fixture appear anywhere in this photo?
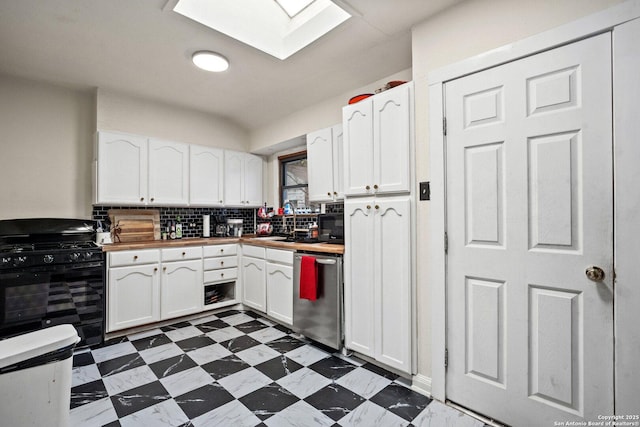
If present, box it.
[191,51,229,72]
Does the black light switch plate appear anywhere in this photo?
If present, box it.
[419,181,430,201]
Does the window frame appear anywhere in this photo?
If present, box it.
[278,150,308,208]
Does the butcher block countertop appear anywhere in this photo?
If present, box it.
[101,236,344,255]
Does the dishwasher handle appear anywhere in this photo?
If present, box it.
[294,256,336,265]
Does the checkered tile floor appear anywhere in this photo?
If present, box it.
[70,310,485,427]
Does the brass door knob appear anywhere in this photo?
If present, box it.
[220,261,224,266]
[365,185,370,190]
[586,266,605,282]
[182,252,186,256]
[163,266,167,272]
[375,205,380,210]
[327,192,332,196]
[150,198,155,202]
[133,255,138,260]
[366,205,371,210]
[154,267,158,272]
[374,184,379,190]
[140,197,144,202]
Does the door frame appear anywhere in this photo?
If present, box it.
[427,0,640,410]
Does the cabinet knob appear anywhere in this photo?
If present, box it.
[182,251,186,256]
[333,191,338,196]
[327,192,331,197]
[373,184,378,190]
[375,205,380,210]
[365,185,370,190]
[366,205,371,210]
[163,266,167,272]
[219,200,223,203]
[154,267,158,272]
[140,197,144,202]
[150,197,155,202]
[221,273,224,277]
[220,261,224,266]
[133,255,138,260]
[220,248,224,253]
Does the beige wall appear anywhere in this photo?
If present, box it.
[411,0,624,380]
[96,89,249,151]
[0,73,94,219]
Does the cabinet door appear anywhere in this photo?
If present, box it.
[161,259,202,320]
[242,256,266,312]
[373,84,411,194]
[374,196,412,372]
[343,98,374,196]
[332,124,344,200]
[224,150,244,206]
[190,145,224,206]
[344,198,376,357]
[148,139,189,206]
[307,127,334,202]
[108,264,160,332]
[243,153,264,207]
[97,131,148,205]
[266,263,293,325]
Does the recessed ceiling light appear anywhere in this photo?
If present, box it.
[192,51,229,72]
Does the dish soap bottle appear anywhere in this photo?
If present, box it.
[175,216,183,239]
[283,200,293,215]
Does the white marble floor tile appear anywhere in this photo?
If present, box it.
[139,342,184,365]
[335,367,393,399]
[126,328,163,341]
[160,366,214,398]
[264,400,335,427]
[339,400,409,427]
[72,363,102,387]
[256,317,276,327]
[192,399,261,427]
[284,344,330,366]
[205,326,243,343]
[189,313,219,325]
[236,343,280,366]
[248,327,287,344]
[92,341,137,363]
[412,400,485,427]
[217,367,273,398]
[165,326,203,342]
[102,365,158,396]
[222,313,256,326]
[187,343,232,365]
[69,397,118,427]
[119,398,189,427]
[276,367,332,399]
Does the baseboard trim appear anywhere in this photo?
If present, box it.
[411,373,432,397]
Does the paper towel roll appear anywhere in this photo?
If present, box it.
[203,215,210,238]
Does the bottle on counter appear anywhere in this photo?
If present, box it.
[283,200,293,215]
[310,222,319,239]
[169,220,176,240]
[176,216,183,239]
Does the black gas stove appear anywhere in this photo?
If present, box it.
[0,218,105,347]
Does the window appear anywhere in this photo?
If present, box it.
[279,151,309,209]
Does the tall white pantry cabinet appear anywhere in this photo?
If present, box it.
[343,82,415,374]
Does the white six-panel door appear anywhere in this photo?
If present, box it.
[445,33,613,426]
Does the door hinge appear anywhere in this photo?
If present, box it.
[444,348,449,369]
[443,117,447,136]
[444,232,448,254]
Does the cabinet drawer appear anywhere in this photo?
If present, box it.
[109,249,160,267]
[162,246,202,262]
[203,256,238,270]
[242,245,265,259]
[204,267,238,283]
[266,248,293,265]
[203,244,237,257]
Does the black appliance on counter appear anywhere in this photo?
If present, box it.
[0,218,104,347]
[317,213,344,244]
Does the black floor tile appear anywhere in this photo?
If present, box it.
[215,310,243,317]
[362,362,400,381]
[235,319,269,334]
[97,353,146,377]
[176,335,216,352]
[131,333,173,351]
[161,321,192,332]
[73,351,95,367]
[110,380,171,418]
[201,355,251,380]
[254,355,303,381]
[239,382,300,420]
[304,383,366,421]
[195,319,229,333]
[370,383,432,421]
[219,334,261,352]
[149,353,198,379]
[175,383,235,419]
[70,379,108,409]
[308,355,357,380]
[264,336,306,353]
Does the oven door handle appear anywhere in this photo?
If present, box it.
[295,256,336,265]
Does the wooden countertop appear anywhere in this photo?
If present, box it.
[101,236,344,255]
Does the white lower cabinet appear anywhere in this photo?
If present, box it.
[107,250,161,332]
[160,259,202,320]
[266,249,294,325]
[242,256,266,311]
[344,195,412,373]
[203,244,239,310]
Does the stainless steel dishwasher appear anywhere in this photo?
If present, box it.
[292,252,343,350]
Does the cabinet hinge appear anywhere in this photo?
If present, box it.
[444,232,448,254]
[443,117,447,136]
[444,348,449,369]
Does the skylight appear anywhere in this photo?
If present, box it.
[173,0,351,60]
[275,0,315,18]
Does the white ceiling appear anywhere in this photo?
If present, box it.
[0,0,462,130]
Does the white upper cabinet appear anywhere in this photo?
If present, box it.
[190,145,224,206]
[343,83,412,196]
[307,124,344,202]
[97,131,148,205]
[224,151,263,207]
[148,138,189,206]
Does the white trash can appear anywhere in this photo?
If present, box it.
[0,325,80,427]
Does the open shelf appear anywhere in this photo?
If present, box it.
[204,281,236,307]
